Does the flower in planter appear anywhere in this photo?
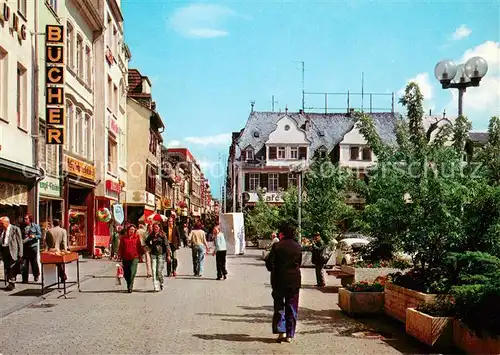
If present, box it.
[345,280,384,292]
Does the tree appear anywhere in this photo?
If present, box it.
[476,116,500,185]
[302,157,355,244]
[244,189,280,241]
[278,185,299,229]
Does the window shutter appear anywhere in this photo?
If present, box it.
[279,173,288,190]
[260,174,268,189]
[244,173,250,192]
[269,147,277,159]
[298,147,307,160]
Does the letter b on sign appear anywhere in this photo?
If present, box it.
[46,25,63,44]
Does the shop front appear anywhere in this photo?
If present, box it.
[0,158,40,225]
[126,190,156,225]
[38,175,63,247]
[63,155,96,254]
[95,179,121,248]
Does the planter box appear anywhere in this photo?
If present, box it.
[453,320,500,354]
[406,308,453,347]
[384,283,437,323]
[338,287,384,315]
[341,265,408,283]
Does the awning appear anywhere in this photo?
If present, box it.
[0,158,41,178]
[0,182,28,206]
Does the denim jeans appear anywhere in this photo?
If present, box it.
[151,253,165,290]
[191,244,205,276]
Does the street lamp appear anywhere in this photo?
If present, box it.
[290,162,308,240]
[434,57,488,116]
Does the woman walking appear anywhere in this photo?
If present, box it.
[118,225,143,293]
[145,223,171,291]
[212,225,227,280]
[189,221,209,277]
[265,223,302,343]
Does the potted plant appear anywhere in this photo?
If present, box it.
[406,298,455,348]
[338,280,385,315]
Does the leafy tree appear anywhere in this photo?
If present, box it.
[475,116,500,185]
[278,185,299,229]
[302,157,355,244]
[243,189,280,241]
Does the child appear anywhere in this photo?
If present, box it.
[212,226,227,280]
[116,264,124,285]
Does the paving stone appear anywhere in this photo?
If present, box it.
[0,248,430,354]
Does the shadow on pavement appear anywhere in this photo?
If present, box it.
[193,333,275,344]
[8,288,42,297]
[198,305,443,354]
[79,289,128,294]
[175,276,216,281]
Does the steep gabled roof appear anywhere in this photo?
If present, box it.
[469,132,489,145]
[236,111,401,155]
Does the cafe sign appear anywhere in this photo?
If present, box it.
[66,156,95,180]
[45,25,65,144]
[39,176,61,198]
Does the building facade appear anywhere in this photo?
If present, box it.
[226,110,399,210]
[0,0,41,225]
[125,69,164,224]
[93,0,129,249]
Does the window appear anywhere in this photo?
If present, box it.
[46,0,57,12]
[76,36,83,78]
[85,46,91,86]
[87,115,93,160]
[246,148,254,161]
[113,84,118,114]
[350,146,360,160]
[249,173,259,191]
[107,76,112,111]
[0,48,7,121]
[107,15,113,50]
[39,125,58,176]
[119,80,124,109]
[149,130,158,155]
[298,146,307,160]
[67,23,74,69]
[268,173,278,192]
[82,115,88,158]
[290,147,298,159]
[362,147,372,161]
[16,64,27,130]
[288,173,297,186]
[75,109,82,154]
[119,129,126,168]
[318,148,327,159]
[66,101,74,150]
[112,27,118,56]
[278,147,286,159]
[107,135,117,174]
[17,0,27,17]
[146,164,157,194]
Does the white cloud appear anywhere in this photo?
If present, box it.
[166,140,181,147]
[169,4,237,39]
[452,25,472,41]
[459,41,500,74]
[184,133,231,146]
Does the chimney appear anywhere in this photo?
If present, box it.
[429,109,432,116]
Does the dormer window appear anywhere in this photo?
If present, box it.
[278,147,286,159]
[246,148,254,161]
[290,147,298,159]
[362,147,372,161]
[253,131,260,138]
[318,148,327,159]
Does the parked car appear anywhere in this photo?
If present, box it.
[335,238,370,265]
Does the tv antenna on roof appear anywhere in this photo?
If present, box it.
[271,95,278,112]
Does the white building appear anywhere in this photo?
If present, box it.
[0,0,41,221]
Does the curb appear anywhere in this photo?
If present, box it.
[1,261,115,319]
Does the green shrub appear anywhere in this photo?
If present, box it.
[345,281,384,292]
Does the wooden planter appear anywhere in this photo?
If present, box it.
[338,287,384,315]
[405,308,453,347]
[341,265,407,285]
[384,283,437,323]
[453,320,500,354]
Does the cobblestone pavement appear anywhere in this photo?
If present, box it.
[0,248,433,354]
[0,258,114,319]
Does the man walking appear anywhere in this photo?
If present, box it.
[311,232,327,287]
[1,217,23,291]
[21,214,41,283]
[45,219,69,282]
[165,217,181,277]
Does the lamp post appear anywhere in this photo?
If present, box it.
[291,162,307,240]
[434,57,488,116]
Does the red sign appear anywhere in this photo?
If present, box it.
[109,116,119,136]
[106,180,121,193]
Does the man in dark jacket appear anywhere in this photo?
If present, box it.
[1,217,23,291]
[265,222,302,343]
[21,214,42,283]
[311,232,326,287]
[164,217,181,277]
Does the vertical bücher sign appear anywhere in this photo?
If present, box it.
[45,25,65,144]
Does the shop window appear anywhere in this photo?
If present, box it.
[66,23,74,69]
[0,48,7,121]
[107,136,117,174]
[16,64,27,131]
[17,0,27,17]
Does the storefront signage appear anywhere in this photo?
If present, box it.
[245,192,284,203]
[39,176,61,198]
[112,204,124,224]
[106,180,121,193]
[0,182,28,206]
[0,2,27,41]
[66,156,95,180]
[45,25,65,145]
[145,192,155,207]
[109,115,119,136]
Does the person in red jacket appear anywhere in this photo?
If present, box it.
[118,224,143,293]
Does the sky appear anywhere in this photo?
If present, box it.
[122,0,500,198]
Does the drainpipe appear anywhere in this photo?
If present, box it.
[32,0,40,224]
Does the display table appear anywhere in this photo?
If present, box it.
[40,251,80,298]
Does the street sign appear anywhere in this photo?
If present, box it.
[113,204,124,224]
